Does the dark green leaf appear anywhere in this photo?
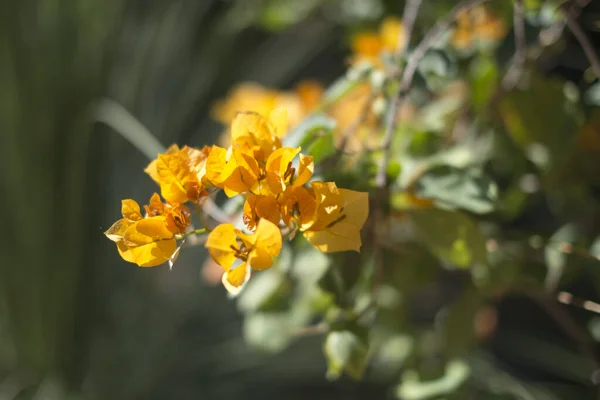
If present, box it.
[409,208,488,268]
[396,360,470,400]
[306,131,336,164]
[283,113,336,148]
[414,166,498,214]
[544,224,579,290]
[323,330,369,380]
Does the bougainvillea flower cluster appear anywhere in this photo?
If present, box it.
[105,107,368,294]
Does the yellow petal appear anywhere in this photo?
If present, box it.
[304,221,362,253]
[231,112,279,157]
[119,217,176,267]
[225,262,251,287]
[222,263,251,296]
[295,80,324,111]
[145,192,165,216]
[304,181,342,231]
[379,17,406,52]
[156,153,196,203]
[121,199,143,221]
[205,223,238,269]
[117,238,177,267]
[144,144,180,183]
[269,107,288,138]
[294,154,314,187]
[104,218,133,242]
[339,189,369,229]
[243,194,281,231]
[351,32,382,60]
[247,247,275,271]
[265,146,300,194]
[204,145,228,187]
[123,216,174,246]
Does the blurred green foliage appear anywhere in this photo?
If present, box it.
[2,0,600,399]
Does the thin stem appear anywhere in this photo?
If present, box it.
[291,323,328,337]
[375,0,491,189]
[503,0,527,90]
[564,6,600,78]
[174,228,208,240]
[526,291,600,379]
[194,203,212,231]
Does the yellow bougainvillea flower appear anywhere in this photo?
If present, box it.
[295,80,324,111]
[379,17,406,52]
[105,199,177,267]
[205,219,282,293]
[205,142,309,198]
[145,144,210,203]
[211,82,323,140]
[300,182,369,253]
[144,193,192,234]
[243,194,281,231]
[230,108,288,159]
[452,5,507,49]
[350,17,406,65]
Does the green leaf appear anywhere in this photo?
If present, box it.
[441,284,484,355]
[414,166,498,214]
[306,131,336,164]
[243,313,290,353]
[590,236,600,259]
[259,0,320,31]
[417,50,456,92]
[323,330,369,380]
[396,360,470,400]
[544,224,579,290]
[500,73,581,173]
[469,55,498,113]
[409,208,487,268]
[237,269,287,312]
[584,82,600,106]
[283,113,336,149]
[321,76,360,107]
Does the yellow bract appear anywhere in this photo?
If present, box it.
[452,5,507,49]
[205,219,282,293]
[351,17,406,65]
[105,199,177,267]
[300,183,369,253]
[145,144,210,203]
[211,81,323,136]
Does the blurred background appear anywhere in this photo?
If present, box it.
[2,0,600,399]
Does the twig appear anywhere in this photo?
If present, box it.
[502,0,527,90]
[563,5,600,78]
[558,291,600,314]
[291,323,328,337]
[526,291,600,385]
[375,0,491,189]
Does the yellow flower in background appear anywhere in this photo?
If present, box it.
[104,199,177,267]
[452,5,507,49]
[211,81,324,145]
[205,219,282,294]
[350,17,406,65]
[231,108,287,159]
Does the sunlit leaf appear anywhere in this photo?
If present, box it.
[323,330,369,380]
[414,165,498,214]
[409,208,487,268]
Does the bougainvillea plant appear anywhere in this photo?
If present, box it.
[106,0,600,396]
